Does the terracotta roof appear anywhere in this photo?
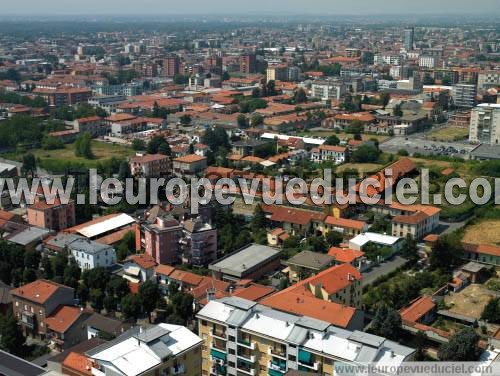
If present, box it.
[319,145,347,153]
[262,204,325,226]
[328,247,365,263]
[463,243,500,257]
[62,352,93,376]
[393,211,430,225]
[173,154,207,163]
[300,263,362,295]
[44,305,83,333]
[129,154,169,163]
[232,284,275,302]
[65,213,124,234]
[11,279,72,305]
[324,216,366,230]
[423,234,439,242]
[76,116,102,124]
[155,264,176,277]
[399,296,435,323]
[126,254,157,269]
[260,288,356,328]
[441,168,455,176]
[169,270,204,286]
[95,226,135,246]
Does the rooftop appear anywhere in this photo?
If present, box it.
[286,250,334,270]
[11,279,73,305]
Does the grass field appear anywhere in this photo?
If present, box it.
[336,163,384,177]
[444,284,497,319]
[426,127,469,142]
[463,220,500,246]
[3,141,134,169]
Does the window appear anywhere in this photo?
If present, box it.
[201,320,207,326]
[228,335,235,342]
[288,355,296,361]
[229,349,235,355]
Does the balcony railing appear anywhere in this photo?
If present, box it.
[237,338,256,350]
[210,328,227,339]
[267,347,287,359]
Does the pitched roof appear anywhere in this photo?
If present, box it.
[232,284,275,302]
[299,263,362,295]
[155,264,176,277]
[286,250,334,270]
[62,352,92,375]
[173,154,207,163]
[463,243,500,257]
[327,247,365,263]
[262,204,325,226]
[126,254,157,269]
[44,305,84,333]
[399,296,435,323]
[11,279,72,305]
[324,216,367,230]
[169,270,204,286]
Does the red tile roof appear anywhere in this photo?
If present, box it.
[169,270,204,286]
[324,216,367,230]
[463,243,500,257]
[173,154,207,163]
[62,352,93,375]
[11,279,71,305]
[232,284,275,301]
[327,247,365,263]
[44,305,82,333]
[126,254,157,270]
[155,264,176,277]
[399,296,435,323]
[262,204,325,226]
[300,263,362,295]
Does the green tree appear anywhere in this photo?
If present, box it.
[371,305,401,340]
[429,235,464,272]
[295,88,307,103]
[89,288,104,311]
[237,114,248,129]
[481,297,500,323]
[121,294,142,320]
[139,280,161,322]
[0,313,26,356]
[132,138,146,151]
[21,153,37,177]
[325,135,340,146]
[179,114,192,126]
[251,113,264,127]
[251,205,268,232]
[401,234,419,263]
[326,231,343,247]
[74,132,94,159]
[438,327,480,361]
[393,103,403,117]
[351,144,380,163]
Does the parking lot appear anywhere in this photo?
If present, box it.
[380,136,475,158]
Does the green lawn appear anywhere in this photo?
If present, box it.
[3,141,134,169]
[426,127,469,142]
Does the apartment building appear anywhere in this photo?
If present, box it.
[389,203,441,241]
[469,103,500,145]
[129,153,171,178]
[310,144,347,164]
[72,116,109,138]
[266,65,288,83]
[88,324,203,376]
[32,87,92,107]
[181,217,218,267]
[69,238,117,270]
[240,54,257,74]
[311,80,347,100]
[477,71,500,90]
[27,199,76,232]
[173,154,208,178]
[452,83,477,108]
[11,280,75,339]
[197,297,415,376]
[139,214,183,265]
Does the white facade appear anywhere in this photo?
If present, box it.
[311,81,346,100]
[419,56,437,68]
[69,239,117,270]
[469,103,500,145]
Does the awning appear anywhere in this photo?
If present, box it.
[298,349,312,364]
[210,348,227,361]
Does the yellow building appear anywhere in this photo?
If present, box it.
[88,324,203,376]
[197,297,415,376]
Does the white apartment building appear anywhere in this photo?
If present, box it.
[311,80,347,100]
[69,238,117,270]
[469,103,500,145]
[374,54,401,65]
[418,55,437,68]
[310,144,347,164]
[197,297,415,376]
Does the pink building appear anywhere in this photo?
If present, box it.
[138,214,183,265]
[27,199,76,231]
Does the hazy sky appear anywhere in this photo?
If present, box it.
[3,0,500,15]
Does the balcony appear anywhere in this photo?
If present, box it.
[268,368,286,376]
[210,348,227,363]
[211,364,227,376]
[297,349,320,371]
[237,338,256,350]
[237,360,256,376]
[210,328,227,340]
[236,352,256,363]
[268,359,286,373]
[267,347,287,360]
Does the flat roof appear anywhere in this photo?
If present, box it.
[209,244,280,278]
[76,213,135,238]
[286,250,334,270]
[0,350,46,376]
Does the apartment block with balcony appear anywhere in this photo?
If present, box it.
[87,324,203,376]
[139,214,183,265]
[197,297,415,376]
[181,217,218,267]
[27,199,76,232]
[129,153,171,178]
[469,103,500,145]
[11,280,75,340]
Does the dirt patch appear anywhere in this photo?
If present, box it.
[444,284,496,319]
[463,220,500,246]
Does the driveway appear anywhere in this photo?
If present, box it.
[361,256,407,286]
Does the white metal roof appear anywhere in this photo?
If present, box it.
[260,132,325,146]
[349,232,401,247]
[77,213,135,238]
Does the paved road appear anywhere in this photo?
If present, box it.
[361,255,407,286]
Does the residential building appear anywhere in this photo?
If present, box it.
[129,153,171,178]
[311,80,347,100]
[285,250,335,282]
[11,280,75,339]
[322,216,368,237]
[0,350,46,376]
[327,247,367,270]
[197,297,415,376]
[44,305,92,351]
[163,54,181,77]
[403,28,414,51]
[240,53,257,74]
[209,244,281,282]
[419,56,436,68]
[27,199,76,231]
[72,116,108,138]
[452,83,477,108]
[349,232,403,253]
[138,214,183,265]
[87,324,203,376]
[310,144,347,164]
[172,154,207,177]
[69,238,117,270]
[469,103,500,145]
[181,217,218,267]
[32,87,92,107]
[123,254,158,284]
[463,243,500,266]
[84,313,133,340]
[267,65,288,82]
[477,71,500,90]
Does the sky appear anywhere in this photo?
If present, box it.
[3,0,500,15]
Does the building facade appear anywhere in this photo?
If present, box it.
[469,103,500,145]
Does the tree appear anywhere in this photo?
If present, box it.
[116,231,135,262]
[295,88,307,103]
[325,135,340,146]
[132,138,146,151]
[147,136,170,155]
[121,294,142,320]
[397,149,409,156]
[305,236,328,253]
[326,231,343,247]
[118,161,131,181]
[371,305,401,340]
[251,113,264,127]
[401,234,419,263]
[251,205,267,232]
[393,103,403,117]
[380,92,391,107]
[179,114,192,126]
[41,255,53,279]
[429,235,463,272]
[74,132,94,159]
[0,313,25,356]
[42,136,64,150]
[266,80,276,96]
[89,288,104,311]
[438,327,480,361]
[21,153,37,177]
[351,144,380,163]
[251,87,261,98]
[481,297,500,323]
[237,114,248,129]
[139,280,161,322]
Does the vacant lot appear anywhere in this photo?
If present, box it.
[426,127,469,142]
[444,284,497,319]
[336,163,384,177]
[463,220,500,246]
